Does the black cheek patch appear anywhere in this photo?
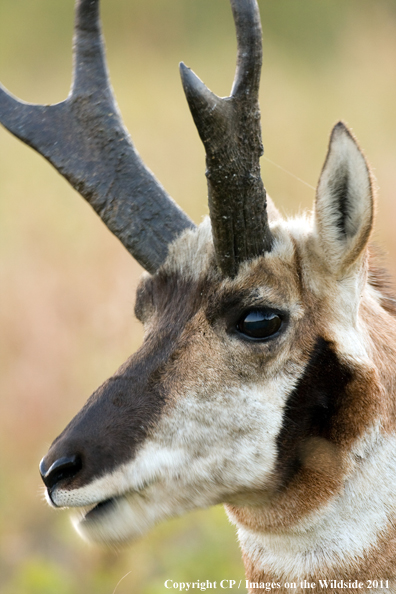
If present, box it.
[275,337,353,489]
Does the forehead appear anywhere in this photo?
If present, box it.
[147,217,305,308]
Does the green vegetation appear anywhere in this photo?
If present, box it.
[1,0,396,592]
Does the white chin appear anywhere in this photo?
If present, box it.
[69,479,223,545]
[71,494,156,545]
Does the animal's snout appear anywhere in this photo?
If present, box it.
[40,454,82,496]
[38,348,171,502]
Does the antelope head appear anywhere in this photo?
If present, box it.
[1,0,380,552]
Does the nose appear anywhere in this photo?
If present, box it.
[39,454,82,491]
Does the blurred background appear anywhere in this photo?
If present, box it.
[1,0,396,592]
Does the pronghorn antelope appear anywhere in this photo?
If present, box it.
[1,0,396,592]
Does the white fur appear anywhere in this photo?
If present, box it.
[236,430,396,579]
[162,217,214,280]
[52,373,299,543]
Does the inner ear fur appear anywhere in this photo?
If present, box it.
[314,121,374,275]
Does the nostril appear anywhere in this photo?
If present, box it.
[39,455,83,491]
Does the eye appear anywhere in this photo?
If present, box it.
[236,310,282,340]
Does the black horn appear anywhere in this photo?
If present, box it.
[0,0,194,274]
[180,0,272,277]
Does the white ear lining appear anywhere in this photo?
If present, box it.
[314,122,374,274]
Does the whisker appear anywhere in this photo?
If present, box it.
[263,156,316,191]
[112,570,133,594]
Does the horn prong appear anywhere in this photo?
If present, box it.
[180,0,272,277]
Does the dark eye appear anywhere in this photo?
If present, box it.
[236,310,282,340]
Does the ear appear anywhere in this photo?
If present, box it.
[314,122,374,276]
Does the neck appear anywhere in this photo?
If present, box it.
[226,427,396,593]
[225,270,396,593]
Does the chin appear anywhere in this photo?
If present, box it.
[71,494,156,545]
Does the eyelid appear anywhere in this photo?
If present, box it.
[237,309,282,337]
[232,306,286,325]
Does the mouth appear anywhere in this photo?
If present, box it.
[71,494,130,544]
[75,480,154,524]
[71,491,154,545]
[60,475,181,545]
[83,497,117,521]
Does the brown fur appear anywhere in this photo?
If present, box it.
[227,241,396,588]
